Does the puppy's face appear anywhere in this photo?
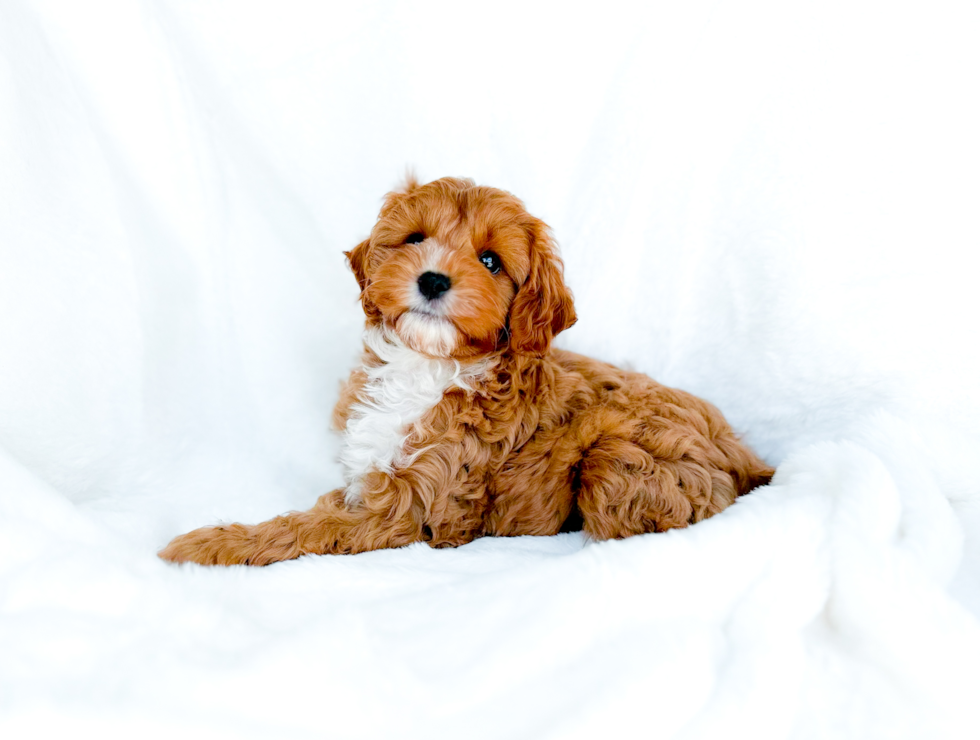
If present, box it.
[346,178,576,360]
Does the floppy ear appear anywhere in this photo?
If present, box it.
[345,239,384,321]
[344,239,370,292]
[509,222,577,355]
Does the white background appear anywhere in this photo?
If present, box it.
[2,1,979,738]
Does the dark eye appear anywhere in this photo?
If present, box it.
[479,251,502,274]
[405,232,425,244]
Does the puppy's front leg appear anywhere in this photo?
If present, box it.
[158,487,424,566]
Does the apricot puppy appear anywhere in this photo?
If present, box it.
[160,177,773,566]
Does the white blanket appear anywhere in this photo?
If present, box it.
[2,2,979,737]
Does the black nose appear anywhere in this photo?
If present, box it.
[417,271,452,301]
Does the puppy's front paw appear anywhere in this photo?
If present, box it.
[158,524,252,566]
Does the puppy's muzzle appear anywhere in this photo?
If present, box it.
[418,271,452,301]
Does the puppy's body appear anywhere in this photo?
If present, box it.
[160,178,773,566]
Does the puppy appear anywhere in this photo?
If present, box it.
[159,177,773,566]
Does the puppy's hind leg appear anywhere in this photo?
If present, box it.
[574,435,732,540]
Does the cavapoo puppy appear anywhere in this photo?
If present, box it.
[159,177,773,566]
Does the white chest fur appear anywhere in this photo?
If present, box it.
[340,328,487,504]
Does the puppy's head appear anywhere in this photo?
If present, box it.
[346,177,576,360]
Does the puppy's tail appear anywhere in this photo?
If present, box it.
[745,461,776,492]
[717,434,775,495]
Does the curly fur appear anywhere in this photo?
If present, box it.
[159,177,773,566]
